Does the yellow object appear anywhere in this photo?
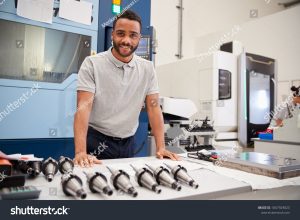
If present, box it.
[112,0,121,5]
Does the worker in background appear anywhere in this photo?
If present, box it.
[73,10,180,167]
[272,86,300,127]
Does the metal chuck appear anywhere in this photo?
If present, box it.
[84,171,113,196]
[145,164,181,191]
[17,161,41,178]
[27,161,42,177]
[58,156,74,174]
[42,157,58,182]
[130,164,162,194]
[107,166,138,197]
[164,163,199,189]
[61,174,87,199]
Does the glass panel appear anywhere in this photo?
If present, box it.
[0,19,91,83]
[218,69,231,100]
[249,71,270,124]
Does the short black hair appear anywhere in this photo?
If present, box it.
[113,10,142,31]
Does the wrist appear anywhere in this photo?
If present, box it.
[156,146,165,151]
[75,151,86,156]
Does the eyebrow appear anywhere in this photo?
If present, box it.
[115,29,140,35]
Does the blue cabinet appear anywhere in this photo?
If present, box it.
[0,0,99,158]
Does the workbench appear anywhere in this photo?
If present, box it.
[24,153,300,200]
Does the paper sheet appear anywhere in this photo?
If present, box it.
[59,0,92,25]
[17,0,54,24]
[0,151,43,161]
[204,164,300,190]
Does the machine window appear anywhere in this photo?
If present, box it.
[218,69,231,100]
[0,19,91,83]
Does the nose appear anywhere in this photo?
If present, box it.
[121,35,131,45]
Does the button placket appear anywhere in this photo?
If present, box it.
[122,65,131,84]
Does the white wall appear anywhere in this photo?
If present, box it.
[151,0,285,66]
[194,5,300,82]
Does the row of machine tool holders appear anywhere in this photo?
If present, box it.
[13,156,199,199]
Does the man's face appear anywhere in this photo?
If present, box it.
[112,18,141,58]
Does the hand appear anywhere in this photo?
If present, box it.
[73,152,102,167]
[156,148,181,161]
[275,119,283,127]
[293,96,300,104]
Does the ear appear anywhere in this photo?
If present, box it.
[111,31,114,41]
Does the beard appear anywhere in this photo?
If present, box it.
[112,40,139,58]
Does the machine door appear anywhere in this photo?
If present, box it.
[246,53,275,143]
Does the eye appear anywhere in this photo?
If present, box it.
[116,32,125,37]
[130,33,140,39]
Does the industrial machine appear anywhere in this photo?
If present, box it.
[157,40,276,148]
[237,52,276,147]
[0,0,155,158]
[0,0,99,159]
[158,97,215,153]
[157,51,237,145]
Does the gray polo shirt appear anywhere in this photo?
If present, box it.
[77,48,159,138]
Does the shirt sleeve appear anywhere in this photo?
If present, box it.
[77,57,96,93]
[146,62,159,95]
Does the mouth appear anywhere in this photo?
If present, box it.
[113,41,138,58]
[119,45,131,50]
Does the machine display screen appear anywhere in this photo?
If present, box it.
[0,19,91,83]
[135,36,151,60]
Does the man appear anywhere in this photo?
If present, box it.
[273,94,300,127]
[73,10,179,167]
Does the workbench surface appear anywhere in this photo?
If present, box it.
[26,156,253,200]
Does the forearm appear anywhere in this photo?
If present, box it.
[74,111,89,154]
[148,108,165,151]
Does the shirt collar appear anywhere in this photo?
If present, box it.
[107,47,136,68]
